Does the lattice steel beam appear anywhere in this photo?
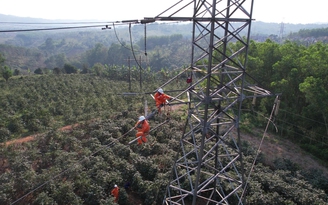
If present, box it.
[140,0,271,204]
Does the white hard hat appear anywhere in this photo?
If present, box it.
[114,184,117,187]
[158,88,164,94]
[138,116,146,121]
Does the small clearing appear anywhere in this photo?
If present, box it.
[240,129,328,177]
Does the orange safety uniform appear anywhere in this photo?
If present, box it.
[111,186,119,202]
[154,92,171,113]
[135,119,150,145]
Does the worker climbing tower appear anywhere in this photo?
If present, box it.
[141,0,272,204]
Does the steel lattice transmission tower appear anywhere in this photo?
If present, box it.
[141,0,271,204]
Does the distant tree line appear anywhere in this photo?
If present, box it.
[295,27,328,38]
[0,34,191,73]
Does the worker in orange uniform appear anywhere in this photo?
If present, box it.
[111,184,119,202]
[135,116,150,145]
[154,88,172,114]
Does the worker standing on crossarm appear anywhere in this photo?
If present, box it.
[135,116,150,145]
[111,184,119,202]
[154,88,172,114]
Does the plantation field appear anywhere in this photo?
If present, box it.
[1,74,327,205]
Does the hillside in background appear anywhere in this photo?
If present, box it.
[0,15,194,72]
[1,13,328,36]
[1,13,328,73]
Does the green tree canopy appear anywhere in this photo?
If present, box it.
[34,68,43,75]
[0,53,5,65]
[63,63,78,74]
[0,65,13,81]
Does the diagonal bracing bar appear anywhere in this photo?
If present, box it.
[140,0,271,204]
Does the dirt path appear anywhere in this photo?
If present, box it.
[4,135,38,146]
[3,113,328,177]
[240,129,328,177]
[4,123,79,146]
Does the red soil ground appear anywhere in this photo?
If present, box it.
[3,105,328,177]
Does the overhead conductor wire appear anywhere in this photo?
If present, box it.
[0,24,109,33]
[129,23,143,70]
[238,95,280,204]
[112,22,140,52]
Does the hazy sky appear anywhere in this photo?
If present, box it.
[0,0,327,24]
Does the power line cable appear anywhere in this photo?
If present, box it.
[279,108,326,126]
[237,102,328,204]
[112,22,141,53]
[0,24,108,33]
[242,108,328,145]
[274,118,328,146]
[129,23,143,71]
[239,95,279,204]
[0,19,139,33]
[0,21,113,25]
